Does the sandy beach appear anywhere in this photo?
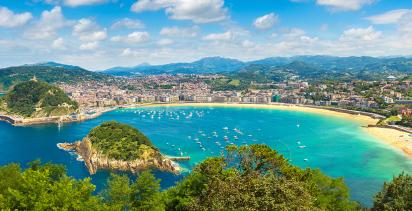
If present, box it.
[135,102,412,159]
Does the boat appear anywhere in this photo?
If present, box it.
[223,127,229,130]
[298,145,306,149]
[297,141,301,145]
[234,136,238,140]
[303,158,308,162]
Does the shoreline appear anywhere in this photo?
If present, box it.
[0,107,117,126]
[128,102,412,159]
[3,101,412,159]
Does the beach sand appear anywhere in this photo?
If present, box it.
[137,102,412,159]
[365,127,412,158]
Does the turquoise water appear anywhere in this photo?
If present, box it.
[0,106,411,206]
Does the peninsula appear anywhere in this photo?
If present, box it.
[0,79,111,126]
[58,121,181,174]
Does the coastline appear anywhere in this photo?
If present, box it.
[3,101,412,159]
[0,107,117,126]
[129,102,412,159]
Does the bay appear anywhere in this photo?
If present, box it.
[0,105,411,206]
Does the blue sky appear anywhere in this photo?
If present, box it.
[0,0,412,70]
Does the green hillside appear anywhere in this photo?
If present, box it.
[0,63,109,91]
[87,121,157,161]
[0,80,78,117]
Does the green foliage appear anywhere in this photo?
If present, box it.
[88,121,156,161]
[0,161,103,210]
[399,115,412,127]
[103,174,132,210]
[1,145,411,210]
[0,65,109,91]
[131,170,164,210]
[4,80,78,117]
[104,171,164,211]
[164,144,360,211]
[373,173,412,211]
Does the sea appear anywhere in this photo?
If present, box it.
[0,105,411,206]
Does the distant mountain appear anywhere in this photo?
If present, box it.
[102,57,245,75]
[0,62,110,91]
[102,56,412,78]
[30,62,82,70]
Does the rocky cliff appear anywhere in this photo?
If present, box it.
[58,137,181,175]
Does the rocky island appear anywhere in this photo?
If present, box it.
[0,79,79,125]
[58,121,181,174]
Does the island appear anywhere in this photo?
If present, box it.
[58,121,181,174]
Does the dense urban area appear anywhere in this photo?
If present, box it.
[58,73,412,127]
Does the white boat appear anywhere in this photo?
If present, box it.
[298,145,306,149]
[303,158,308,162]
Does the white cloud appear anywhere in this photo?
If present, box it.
[241,40,256,48]
[79,41,99,50]
[202,31,232,41]
[111,18,145,29]
[111,31,150,43]
[0,7,32,28]
[120,48,145,57]
[366,9,412,24]
[24,6,69,40]
[316,0,374,11]
[282,28,306,39]
[159,26,199,37]
[253,13,278,30]
[340,26,382,42]
[157,38,174,46]
[51,37,65,49]
[64,0,107,7]
[131,0,228,23]
[73,18,107,42]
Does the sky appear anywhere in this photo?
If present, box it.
[0,0,412,70]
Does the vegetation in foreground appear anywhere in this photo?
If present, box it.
[0,80,78,117]
[0,144,411,210]
[87,121,156,161]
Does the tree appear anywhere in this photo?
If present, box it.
[373,173,412,211]
[131,170,164,211]
[0,161,102,210]
[104,174,132,210]
[164,144,359,211]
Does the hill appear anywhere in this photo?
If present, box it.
[58,121,179,174]
[102,56,412,81]
[88,121,156,161]
[0,80,78,117]
[0,62,110,91]
[102,57,244,75]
